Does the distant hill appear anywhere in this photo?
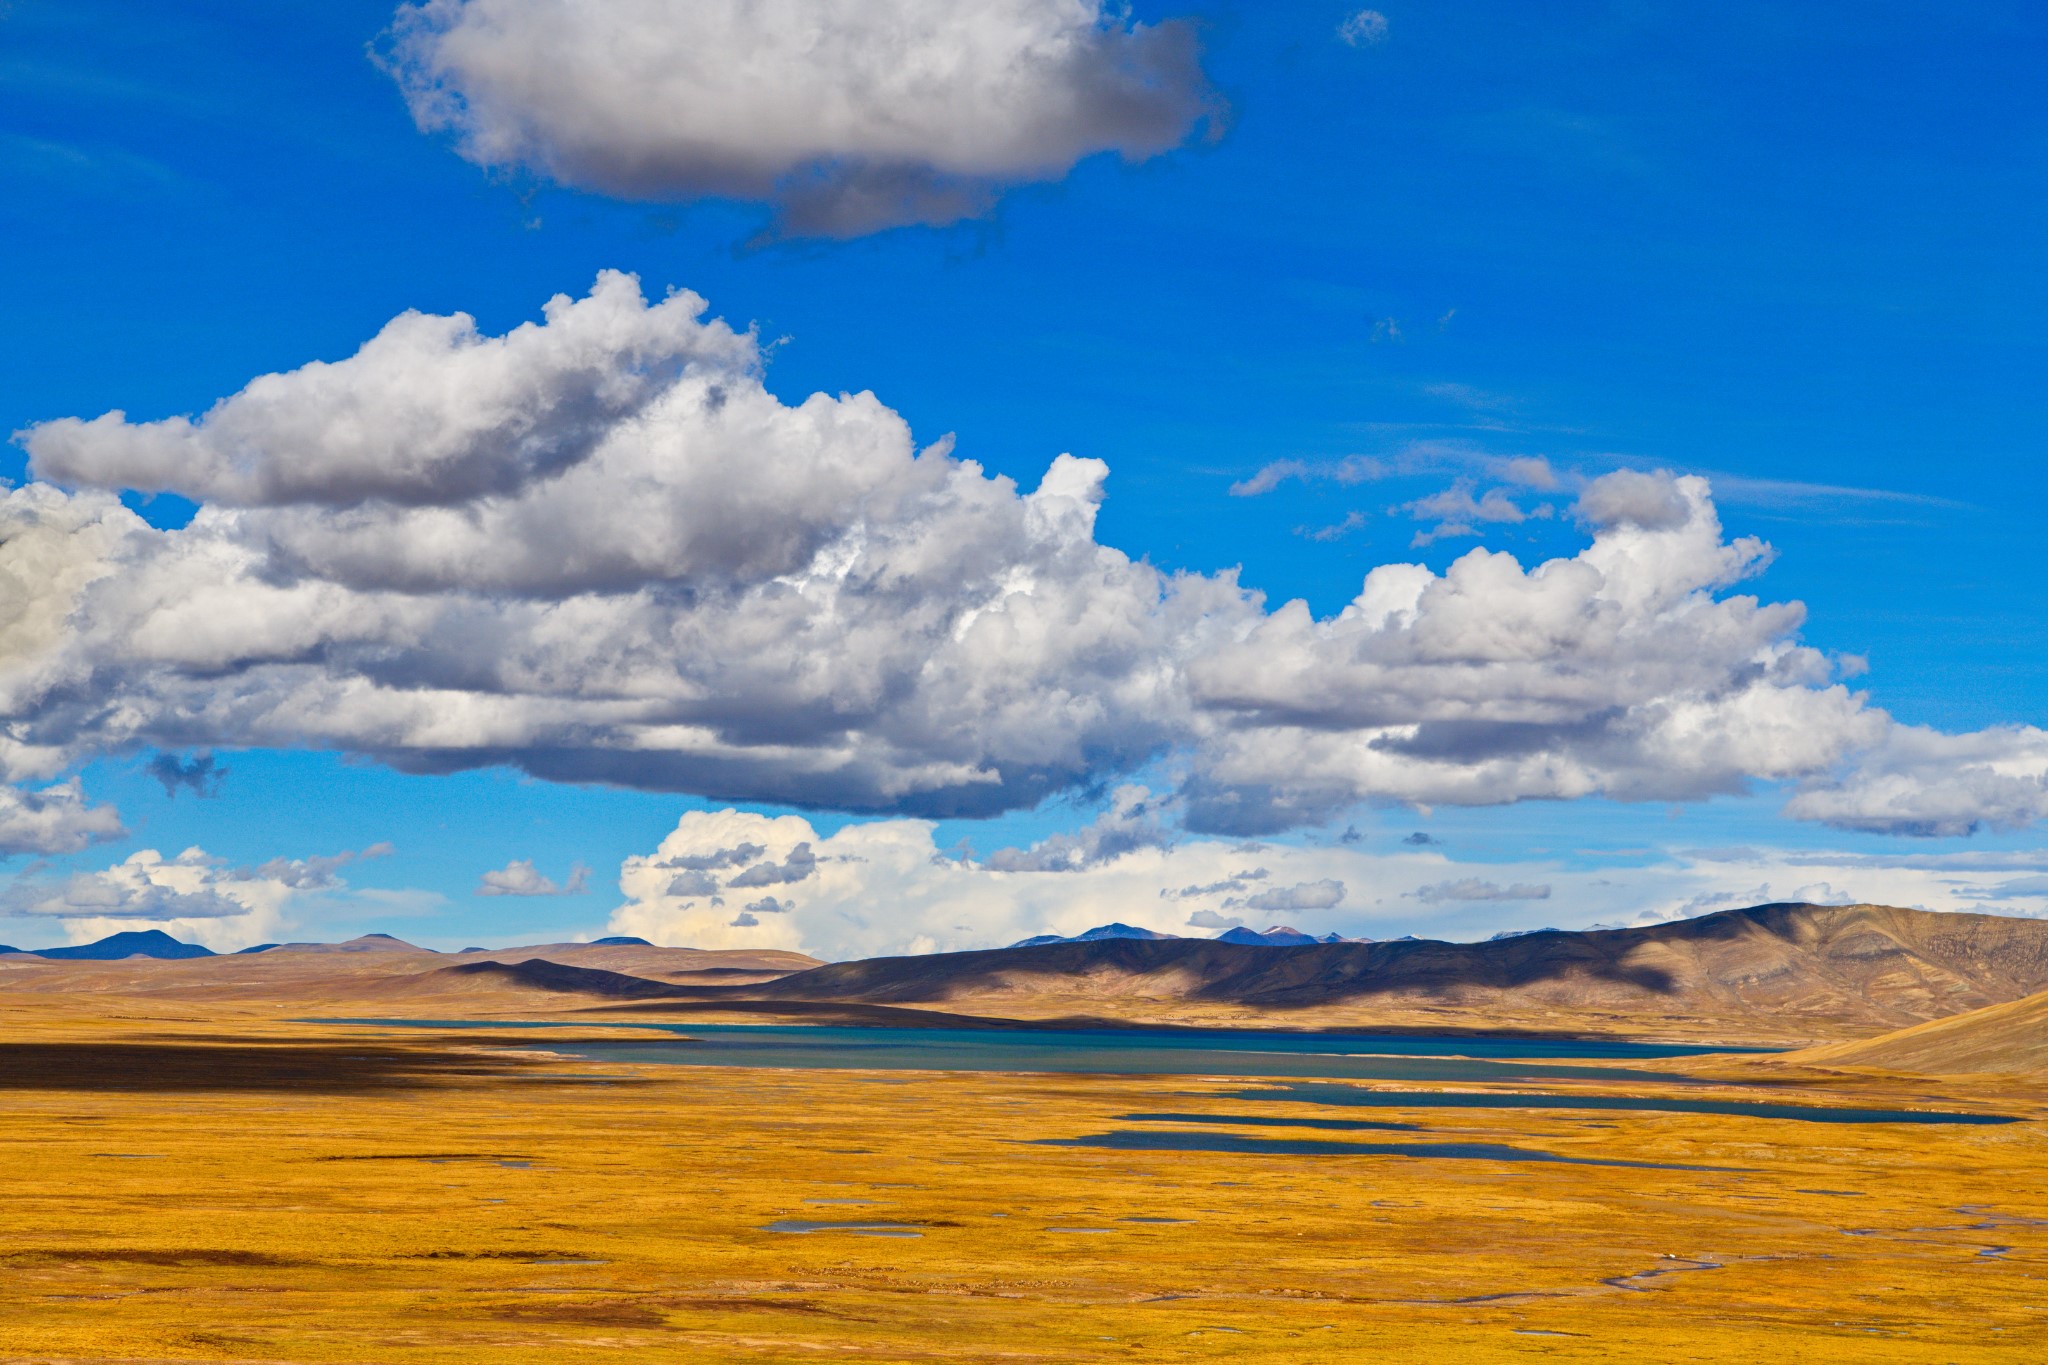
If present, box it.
[254,933,431,955]
[750,904,2048,1038]
[1790,985,2048,1074]
[17,930,216,961]
[1010,923,1180,948]
[1215,925,1356,946]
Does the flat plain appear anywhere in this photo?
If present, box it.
[2,973,2045,1363]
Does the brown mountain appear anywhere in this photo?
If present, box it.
[9,905,2047,1047]
[743,903,2048,1043]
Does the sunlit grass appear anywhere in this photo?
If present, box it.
[0,1006,2042,1361]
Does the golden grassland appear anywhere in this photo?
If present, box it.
[1,1002,2045,1362]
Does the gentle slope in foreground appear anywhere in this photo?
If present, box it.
[1792,985,2048,1074]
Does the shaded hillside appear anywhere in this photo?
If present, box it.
[1790,986,2048,1074]
[756,904,2048,1036]
[446,942,818,981]
[369,960,1073,1029]
[435,959,698,1000]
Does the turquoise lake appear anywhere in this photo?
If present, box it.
[323,1018,1760,1084]
[318,1020,2021,1126]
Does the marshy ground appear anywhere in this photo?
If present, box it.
[1,1008,2043,1362]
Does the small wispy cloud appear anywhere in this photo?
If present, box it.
[1410,878,1551,903]
[1296,510,1368,542]
[1338,10,1390,46]
[1230,455,1387,497]
[1406,480,1556,546]
[1705,474,1968,513]
[1422,382,1518,416]
[1233,879,1346,912]
[476,858,592,897]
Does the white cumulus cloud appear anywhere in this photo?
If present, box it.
[476,857,591,896]
[379,0,1218,236]
[4,275,2042,841]
[0,779,125,857]
[1,842,394,950]
[608,807,1363,956]
[1180,472,1891,832]
[1238,878,1347,912]
[1783,723,2048,837]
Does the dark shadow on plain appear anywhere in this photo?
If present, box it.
[0,1041,543,1094]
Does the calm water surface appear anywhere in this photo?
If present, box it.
[323,1019,1762,1084]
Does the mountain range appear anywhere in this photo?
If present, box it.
[10,903,2048,1051]
[745,903,2048,1041]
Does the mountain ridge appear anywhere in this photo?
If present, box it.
[9,904,2048,1048]
[744,903,2048,1038]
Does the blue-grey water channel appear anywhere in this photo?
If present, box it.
[322,1018,1760,1084]
[319,1020,2019,1125]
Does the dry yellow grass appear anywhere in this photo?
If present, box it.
[1792,987,2048,1075]
[1,1001,2044,1362]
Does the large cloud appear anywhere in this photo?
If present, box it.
[607,806,1330,956]
[1179,474,1888,832]
[8,274,1228,816]
[1783,724,2048,837]
[3,273,2038,837]
[0,779,124,857]
[378,0,1218,236]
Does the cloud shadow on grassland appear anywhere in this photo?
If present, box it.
[0,1040,552,1094]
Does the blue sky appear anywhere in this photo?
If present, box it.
[2,1,2044,954]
